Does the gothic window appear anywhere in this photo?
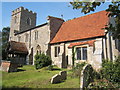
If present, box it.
[35,31,38,40]
[36,45,41,54]
[14,16,17,23]
[119,40,120,51]
[115,39,120,51]
[27,18,31,25]
[37,31,38,39]
[25,34,29,42]
[55,46,60,57]
[35,32,37,40]
[76,47,87,60]
[115,39,118,49]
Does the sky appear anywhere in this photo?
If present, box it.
[1,2,110,31]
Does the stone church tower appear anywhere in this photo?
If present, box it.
[9,6,36,41]
[8,6,64,65]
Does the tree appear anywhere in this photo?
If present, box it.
[2,27,10,60]
[70,1,120,39]
[0,31,2,59]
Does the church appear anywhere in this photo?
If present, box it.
[8,7,120,70]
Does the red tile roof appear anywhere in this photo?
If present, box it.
[68,40,95,48]
[50,11,109,44]
[8,41,28,54]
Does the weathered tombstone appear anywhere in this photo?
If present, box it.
[59,71,67,80]
[0,60,18,72]
[80,64,94,89]
[0,61,11,72]
[51,74,61,84]
[51,71,67,84]
[9,63,18,72]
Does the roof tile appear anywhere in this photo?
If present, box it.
[68,40,95,48]
[50,11,109,44]
[8,41,28,54]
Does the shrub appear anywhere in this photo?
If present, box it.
[100,56,120,84]
[34,53,52,70]
[72,62,86,77]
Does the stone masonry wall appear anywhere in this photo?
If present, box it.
[10,7,36,41]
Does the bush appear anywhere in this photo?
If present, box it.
[72,62,86,77]
[34,53,52,70]
[100,56,120,83]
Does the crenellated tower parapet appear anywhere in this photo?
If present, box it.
[9,6,37,41]
[12,7,36,16]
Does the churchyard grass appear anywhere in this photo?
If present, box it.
[2,65,79,88]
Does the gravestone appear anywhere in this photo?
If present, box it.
[59,71,67,80]
[80,64,94,89]
[51,74,61,84]
[51,71,67,84]
[0,60,18,72]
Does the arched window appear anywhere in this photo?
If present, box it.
[27,18,31,25]
[36,45,41,54]
[35,31,38,40]
[14,16,17,23]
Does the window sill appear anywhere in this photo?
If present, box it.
[75,60,87,63]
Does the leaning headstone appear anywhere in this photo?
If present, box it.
[80,64,94,89]
[51,74,61,84]
[59,71,67,80]
[9,63,18,72]
[0,60,11,72]
[0,60,18,72]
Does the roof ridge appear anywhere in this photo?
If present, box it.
[65,10,107,23]
[47,16,64,21]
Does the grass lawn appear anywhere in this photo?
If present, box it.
[2,65,80,88]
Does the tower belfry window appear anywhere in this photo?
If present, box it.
[27,18,31,25]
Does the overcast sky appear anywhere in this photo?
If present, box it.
[1,2,110,31]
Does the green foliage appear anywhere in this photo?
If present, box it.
[2,27,10,60]
[100,56,120,84]
[70,1,120,39]
[72,46,75,66]
[71,62,86,77]
[105,2,120,39]
[34,53,52,70]
[70,2,101,14]
[88,79,116,88]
